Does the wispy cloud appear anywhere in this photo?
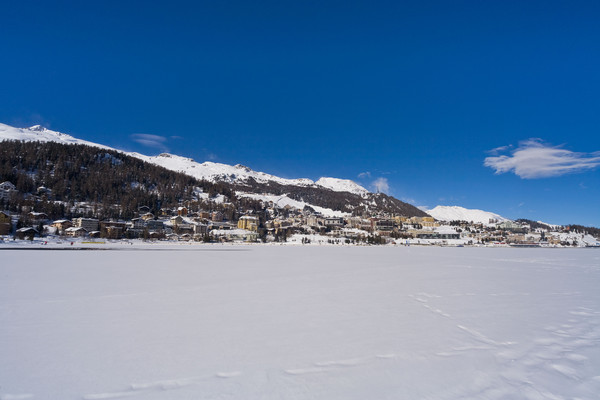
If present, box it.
[130,133,169,152]
[371,177,390,193]
[487,144,512,155]
[357,171,371,179]
[484,139,600,179]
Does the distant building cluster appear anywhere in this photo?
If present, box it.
[0,180,598,247]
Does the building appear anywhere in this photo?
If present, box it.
[0,181,16,200]
[170,215,184,226]
[73,218,99,232]
[0,211,11,235]
[415,231,460,240]
[394,216,409,224]
[306,215,323,228]
[28,212,48,223]
[51,219,73,234]
[210,228,258,242]
[324,217,344,228]
[16,227,38,240]
[374,219,395,232]
[100,221,127,239]
[497,221,526,233]
[211,211,224,222]
[140,212,155,221]
[193,223,208,235]
[146,219,164,231]
[237,215,259,231]
[65,227,87,237]
[198,211,211,220]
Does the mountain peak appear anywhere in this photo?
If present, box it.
[157,153,195,162]
[234,164,252,173]
[29,125,47,132]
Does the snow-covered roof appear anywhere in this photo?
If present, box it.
[65,227,86,232]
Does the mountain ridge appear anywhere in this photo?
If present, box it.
[0,123,369,196]
[0,123,427,218]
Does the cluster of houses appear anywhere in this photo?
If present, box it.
[1,180,598,246]
[1,202,597,247]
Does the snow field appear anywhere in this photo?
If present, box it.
[1,247,599,399]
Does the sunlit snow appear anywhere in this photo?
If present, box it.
[1,246,599,399]
[428,205,509,225]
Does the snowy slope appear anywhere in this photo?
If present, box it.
[0,123,112,149]
[237,192,349,217]
[315,177,368,196]
[135,153,317,187]
[428,205,509,224]
[0,123,368,195]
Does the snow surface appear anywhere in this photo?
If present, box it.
[428,205,509,225]
[314,177,368,196]
[0,123,112,150]
[0,123,368,196]
[236,192,349,217]
[1,246,599,399]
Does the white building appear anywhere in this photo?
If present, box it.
[0,181,16,200]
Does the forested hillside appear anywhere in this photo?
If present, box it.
[0,141,234,219]
[0,140,429,220]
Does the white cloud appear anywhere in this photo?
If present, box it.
[487,144,512,155]
[484,139,600,179]
[130,133,169,152]
[357,171,371,179]
[371,177,390,193]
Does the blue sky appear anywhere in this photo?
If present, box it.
[1,1,599,226]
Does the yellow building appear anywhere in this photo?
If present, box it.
[0,211,10,235]
[237,215,258,232]
[394,216,408,224]
[0,211,10,224]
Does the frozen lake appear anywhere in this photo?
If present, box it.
[1,246,599,399]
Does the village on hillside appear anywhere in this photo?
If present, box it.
[1,180,598,248]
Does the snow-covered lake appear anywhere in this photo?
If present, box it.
[1,246,599,400]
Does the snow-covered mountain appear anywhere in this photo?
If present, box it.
[0,123,369,196]
[0,123,112,149]
[315,177,369,196]
[427,205,509,225]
